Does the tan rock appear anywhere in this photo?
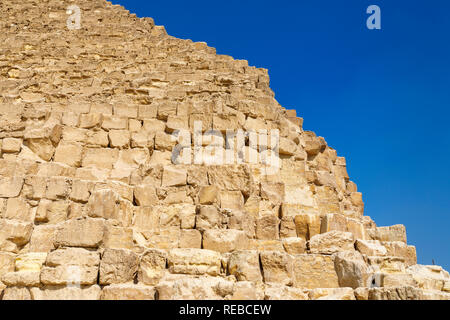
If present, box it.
[196,205,222,232]
[54,142,83,167]
[1,138,22,153]
[333,250,372,288]
[99,249,139,285]
[162,166,187,187]
[0,219,33,252]
[383,241,417,266]
[0,177,24,198]
[282,237,306,254]
[15,252,47,272]
[55,218,106,248]
[309,288,355,300]
[2,271,40,287]
[134,185,158,207]
[355,239,387,256]
[198,185,219,205]
[368,286,422,300]
[231,281,265,300]
[256,214,280,240]
[179,229,202,249]
[264,284,309,300]
[138,249,167,286]
[294,213,321,241]
[30,285,101,300]
[219,190,244,211]
[367,225,407,243]
[101,284,156,300]
[2,286,32,300]
[203,229,248,253]
[293,254,339,289]
[309,231,355,254]
[228,251,262,282]
[168,248,221,276]
[260,251,293,286]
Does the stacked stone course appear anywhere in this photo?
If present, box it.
[0,0,449,300]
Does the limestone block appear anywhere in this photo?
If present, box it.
[228,250,262,282]
[103,223,134,250]
[279,216,297,238]
[293,254,339,289]
[309,288,355,300]
[279,137,297,156]
[45,177,71,200]
[219,190,244,211]
[4,197,32,222]
[282,237,306,254]
[30,285,101,300]
[179,229,202,249]
[355,239,387,256]
[168,248,221,276]
[196,205,222,232]
[333,250,371,288]
[86,130,109,146]
[25,138,55,161]
[108,130,130,149]
[54,142,83,167]
[320,213,347,233]
[79,113,103,128]
[15,253,47,272]
[309,231,355,255]
[231,281,265,300]
[368,286,422,300]
[203,229,248,253]
[260,182,285,204]
[367,225,407,243]
[99,249,139,285]
[382,273,418,288]
[256,214,280,240]
[198,185,219,205]
[41,248,100,286]
[86,189,120,220]
[132,206,159,231]
[82,148,119,169]
[0,219,33,252]
[294,213,321,241]
[2,138,22,153]
[134,185,158,207]
[114,105,137,118]
[2,271,40,287]
[0,252,15,276]
[166,115,189,132]
[29,225,58,252]
[264,284,309,300]
[138,105,157,119]
[406,265,450,291]
[101,284,156,300]
[366,256,407,274]
[207,165,252,196]
[55,218,106,248]
[156,275,234,300]
[260,251,294,286]
[162,166,187,187]
[187,166,209,186]
[347,218,366,240]
[2,287,31,300]
[383,241,417,266]
[138,249,167,286]
[422,290,450,300]
[36,200,69,224]
[0,177,24,198]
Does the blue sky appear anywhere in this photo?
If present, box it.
[111,0,450,270]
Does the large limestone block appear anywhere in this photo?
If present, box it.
[162,166,187,187]
[138,249,167,286]
[168,248,221,276]
[309,288,355,300]
[282,237,306,254]
[82,148,119,169]
[207,166,252,196]
[294,213,321,241]
[293,254,339,289]
[309,231,355,254]
[156,275,234,300]
[99,249,139,285]
[256,214,280,240]
[264,284,309,300]
[367,225,407,243]
[320,213,347,233]
[0,176,24,198]
[54,142,83,167]
[30,285,101,300]
[202,229,248,253]
[0,252,15,276]
[355,239,387,256]
[219,190,244,211]
[333,250,372,288]
[368,286,422,300]
[15,252,47,272]
[134,185,158,207]
[198,185,219,205]
[55,218,106,248]
[260,182,285,205]
[0,219,33,252]
[231,281,265,300]
[2,271,41,287]
[382,273,418,288]
[383,241,417,266]
[260,251,294,286]
[196,205,223,232]
[4,197,32,222]
[86,189,120,220]
[101,284,156,300]
[179,229,202,249]
[421,290,450,300]
[29,225,58,253]
[406,265,450,291]
[228,251,262,282]
[2,286,31,300]
[41,248,100,286]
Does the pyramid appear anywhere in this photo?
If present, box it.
[0,0,449,300]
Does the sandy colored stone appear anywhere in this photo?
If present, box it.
[138,249,167,286]
[30,285,101,300]
[260,251,294,286]
[228,250,262,282]
[168,248,221,276]
[55,218,106,248]
[101,284,156,300]
[203,229,248,253]
[293,254,339,289]
[99,249,139,285]
[309,231,355,254]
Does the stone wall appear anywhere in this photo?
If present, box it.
[0,0,449,300]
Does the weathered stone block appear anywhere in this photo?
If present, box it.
[101,284,156,300]
[309,231,355,255]
[55,218,106,248]
[260,251,294,286]
[228,250,262,282]
[138,249,167,286]
[293,254,339,289]
[203,229,248,253]
[100,249,139,285]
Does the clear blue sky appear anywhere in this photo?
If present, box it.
[111,0,450,270]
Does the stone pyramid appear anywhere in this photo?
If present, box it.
[0,0,449,300]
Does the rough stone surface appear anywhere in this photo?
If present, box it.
[0,0,447,301]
